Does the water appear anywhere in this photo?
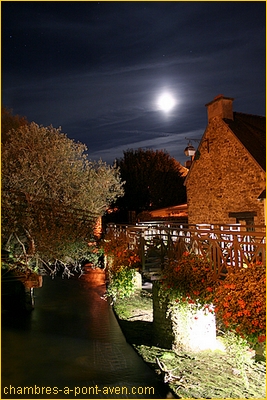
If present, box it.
[1,273,171,398]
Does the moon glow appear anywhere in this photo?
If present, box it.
[157,92,176,112]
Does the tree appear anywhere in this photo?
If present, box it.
[112,148,187,222]
[1,106,28,143]
[2,122,124,275]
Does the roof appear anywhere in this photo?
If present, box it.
[172,159,189,177]
[150,203,188,217]
[223,112,266,171]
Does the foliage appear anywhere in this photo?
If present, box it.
[114,292,266,398]
[1,122,124,275]
[106,266,136,301]
[220,331,254,389]
[214,262,266,345]
[159,252,217,311]
[2,122,124,215]
[102,229,141,301]
[1,106,28,143]
[114,148,187,220]
[82,241,105,268]
[102,230,141,272]
[1,250,39,275]
[159,253,265,348]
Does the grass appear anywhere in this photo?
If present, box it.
[114,290,266,399]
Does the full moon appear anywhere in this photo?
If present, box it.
[157,93,176,112]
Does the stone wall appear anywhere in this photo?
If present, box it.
[186,116,265,225]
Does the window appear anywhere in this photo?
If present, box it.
[228,211,256,231]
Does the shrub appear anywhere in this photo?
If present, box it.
[214,262,266,345]
[160,252,217,310]
[102,230,141,301]
[82,240,104,267]
[106,267,136,301]
[102,230,141,272]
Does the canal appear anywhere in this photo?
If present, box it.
[1,272,171,398]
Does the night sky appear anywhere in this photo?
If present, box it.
[2,1,266,166]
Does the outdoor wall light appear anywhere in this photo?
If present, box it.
[184,143,196,157]
[184,137,210,162]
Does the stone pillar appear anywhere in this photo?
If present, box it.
[171,303,217,352]
[153,281,218,352]
[133,271,142,289]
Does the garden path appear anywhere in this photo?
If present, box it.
[1,272,170,398]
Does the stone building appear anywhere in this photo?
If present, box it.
[185,95,266,226]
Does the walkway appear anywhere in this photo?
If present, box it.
[1,272,170,398]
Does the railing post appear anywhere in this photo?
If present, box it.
[233,234,240,272]
[140,235,146,271]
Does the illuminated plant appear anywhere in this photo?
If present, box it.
[214,262,266,346]
[82,241,105,268]
[102,230,141,272]
[2,122,124,276]
[159,252,217,310]
[106,267,137,301]
[102,230,141,300]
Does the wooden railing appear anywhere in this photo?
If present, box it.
[106,222,266,280]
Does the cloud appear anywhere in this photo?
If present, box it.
[86,128,204,165]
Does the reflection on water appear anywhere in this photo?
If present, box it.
[1,274,170,398]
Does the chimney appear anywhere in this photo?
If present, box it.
[205,94,234,122]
